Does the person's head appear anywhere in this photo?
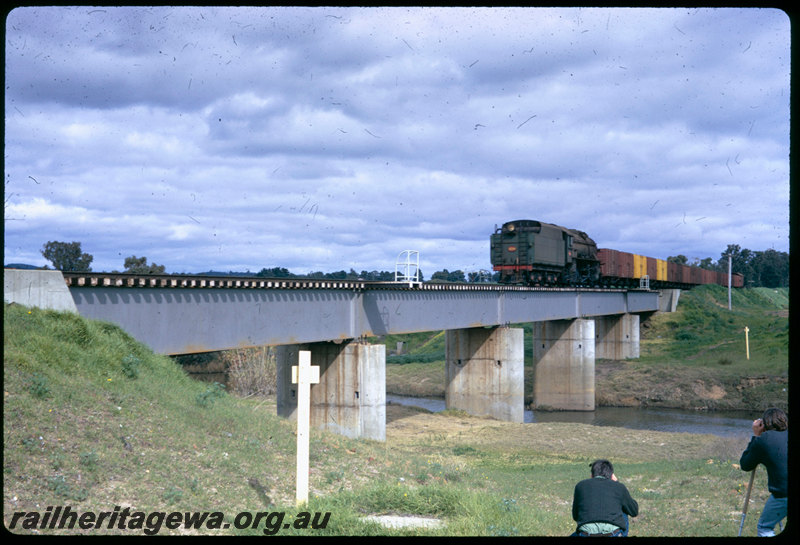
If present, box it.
[761,408,788,431]
[590,459,614,479]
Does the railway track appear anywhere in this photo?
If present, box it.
[61,272,634,292]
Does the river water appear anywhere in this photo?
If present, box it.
[386,395,756,440]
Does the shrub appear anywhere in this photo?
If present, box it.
[121,354,142,379]
[196,382,226,407]
[28,372,51,398]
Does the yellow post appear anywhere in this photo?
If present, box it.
[744,326,750,360]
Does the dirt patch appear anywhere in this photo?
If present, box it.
[384,404,733,463]
[735,376,784,391]
[593,361,787,411]
[595,359,626,380]
[691,380,726,400]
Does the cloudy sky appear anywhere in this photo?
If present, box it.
[4,6,790,277]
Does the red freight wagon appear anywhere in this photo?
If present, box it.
[617,250,634,279]
[598,248,628,279]
[667,261,680,284]
[646,258,657,280]
[598,248,635,281]
[679,263,691,284]
[721,272,745,288]
[597,248,616,278]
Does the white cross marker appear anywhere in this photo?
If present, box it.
[292,350,320,507]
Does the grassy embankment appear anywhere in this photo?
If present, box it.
[3,285,788,536]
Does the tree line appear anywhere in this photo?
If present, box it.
[667,244,789,288]
[39,241,165,275]
[33,240,789,288]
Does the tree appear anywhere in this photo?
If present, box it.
[720,244,756,285]
[667,255,688,265]
[750,249,789,288]
[431,269,466,282]
[123,256,166,274]
[693,257,716,271]
[257,267,294,278]
[41,241,93,271]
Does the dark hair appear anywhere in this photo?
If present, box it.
[762,408,788,432]
[590,459,614,479]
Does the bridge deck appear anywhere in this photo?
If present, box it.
[62,273,660,355]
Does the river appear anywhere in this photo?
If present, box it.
[386,395,756,440]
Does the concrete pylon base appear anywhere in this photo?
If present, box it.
[276,340,385,441]
[532,319,595,411]
[445,327,524,422]
[595,313,640,360]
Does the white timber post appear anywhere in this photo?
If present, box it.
[292,350,320,507]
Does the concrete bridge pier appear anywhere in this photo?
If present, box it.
[275,340,386,441]
[595,313,640,360]
[532,319,595,411]
[445,327,525,422]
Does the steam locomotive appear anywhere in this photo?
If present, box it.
[490,219,744,289]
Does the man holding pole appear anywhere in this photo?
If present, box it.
[739,408,788,536]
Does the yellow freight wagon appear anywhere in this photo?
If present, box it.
[633,254,648,278]
[656,258,667,281]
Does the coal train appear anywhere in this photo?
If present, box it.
[490,219,744,289]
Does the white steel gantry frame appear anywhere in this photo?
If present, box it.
[394,250,420,285]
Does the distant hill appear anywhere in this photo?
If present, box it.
[193,270,259,277]
[4,263,41,270]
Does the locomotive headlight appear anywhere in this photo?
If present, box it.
[508,246,517,252]
[506,223,515,232]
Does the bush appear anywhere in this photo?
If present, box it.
[28,372,51,398]
[121,354,142,379]
[226,347,276,396]
[196,382,226,407]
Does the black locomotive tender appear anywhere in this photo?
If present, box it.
[491,219,600,286]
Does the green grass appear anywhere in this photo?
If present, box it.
[2,286,788,536]
[642,285,788,369]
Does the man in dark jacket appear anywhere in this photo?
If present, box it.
[571,459,639,536]
[740,407,788,537]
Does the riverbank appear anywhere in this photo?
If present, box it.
[385,285,789,413]
[384,358,788,413]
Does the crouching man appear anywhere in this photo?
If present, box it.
[571,459,639,537]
